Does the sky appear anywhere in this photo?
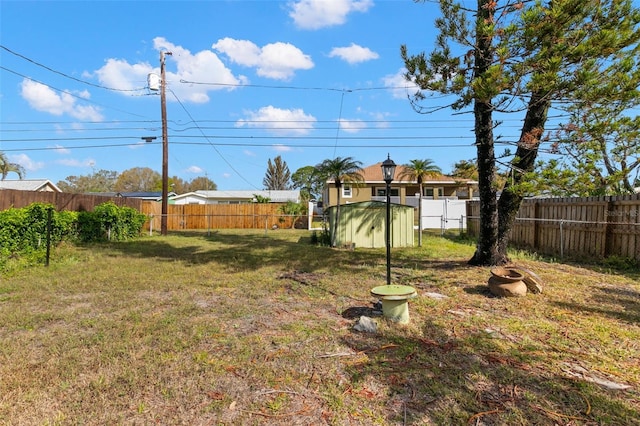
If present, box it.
[1,0,558,191]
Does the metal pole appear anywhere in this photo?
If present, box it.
[386,180,391,285]
[45,207,52,267]
[160,51,172,235]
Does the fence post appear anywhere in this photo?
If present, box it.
[533,202,540,250]
[604,197,615,257]
[559,220,564,259]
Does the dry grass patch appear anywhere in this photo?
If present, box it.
[0,229,638,425]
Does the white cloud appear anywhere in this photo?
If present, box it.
[187,165,203,174]
[243,150,256,157]
[53,144,71,154]
[236,105,317,135]
[338,118,367,133]
[10,153,44,172]
[212,38,313,81]
[329,43,379,64]
[223,173,232,178]
[369,111,391,129]
[128,141,147,150]
[93,58,153,91]
[92,37,248,104]
[272,144,292,152]
[20,80,104,121]
[56,158,95,167]
[383,68,420,100]
[288,0,373,30]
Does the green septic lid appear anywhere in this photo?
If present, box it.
[371,285,417,298]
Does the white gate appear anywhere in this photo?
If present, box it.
[420,199,468,231]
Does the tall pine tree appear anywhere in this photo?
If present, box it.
[402,0,640,265]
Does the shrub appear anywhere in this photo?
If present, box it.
[310,229,331,246]
[77,202,146,242]
[0,203,77,256]
[0,202,147,270]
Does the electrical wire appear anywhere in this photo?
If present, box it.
[0,66,153,119]
[168,88,259,190]
[1,45,147,92]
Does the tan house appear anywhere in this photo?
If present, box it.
[323,163,477,207]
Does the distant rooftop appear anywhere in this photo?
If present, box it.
[0,179,61,192]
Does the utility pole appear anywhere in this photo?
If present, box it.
[160,51,172,235]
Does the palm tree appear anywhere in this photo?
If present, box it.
[315,156,363,247]
[0,151,25,180]
[398,159,442,247]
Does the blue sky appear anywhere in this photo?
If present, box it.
[2,0,549,190]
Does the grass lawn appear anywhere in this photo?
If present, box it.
[1,229,639,425]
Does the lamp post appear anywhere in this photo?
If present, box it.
[381,155,396,285]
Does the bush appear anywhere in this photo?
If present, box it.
[0,202,147,270]
[0,203,77,256]
[77,202,146,242]
[310,229,331,246]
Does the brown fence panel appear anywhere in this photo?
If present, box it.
[138,202,296,231]
[607,195,640,259]
[0,189,142,211]
[466,194,640,261]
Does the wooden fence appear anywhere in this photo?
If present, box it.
[0,190,304,230]
[140,202,301,231]
[0,189,142,211]
[466,194,640,261]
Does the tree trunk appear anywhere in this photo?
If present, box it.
[417,183,423,247]
[468,98,501,265]
[468,0,501,266]
[496,92,551,257]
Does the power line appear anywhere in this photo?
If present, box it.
[168,89,259,190]
[0,66,153,119]
[0,134,555,143]
[1,45,147,92]
[0,140,557,152]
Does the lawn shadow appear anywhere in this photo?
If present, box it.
[94,230,388,277]
[340,317,640,424]
[553,284,640,324]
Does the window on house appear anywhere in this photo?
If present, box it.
[376,187,399,196]
[342,185,352,198]
[424,187,444,197]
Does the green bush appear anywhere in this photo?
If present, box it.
[0,203,77,256]
[0,202,147,270]
[77,202,146,242]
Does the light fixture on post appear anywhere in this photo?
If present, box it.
[381,154,396,285]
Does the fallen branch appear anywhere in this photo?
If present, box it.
[467,408,502,424]
[316,350,359,358]
[534,405,589,422]
[241,407,310,418]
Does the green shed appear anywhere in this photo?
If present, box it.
[326,201,415,248]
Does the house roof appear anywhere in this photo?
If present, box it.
[0,179,62,192]
[359,163,477,185]
[194,190,300,203]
